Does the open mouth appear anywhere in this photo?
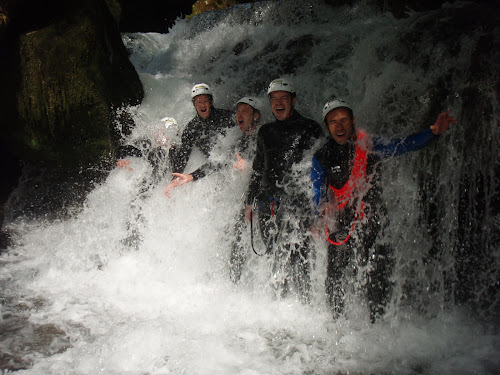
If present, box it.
[238,121,246,130]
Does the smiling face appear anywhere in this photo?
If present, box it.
[325,108,355,145]
[269,91,296,121]
[193,94,212,119]
[236,103,259,135]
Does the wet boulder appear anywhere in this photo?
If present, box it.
[0,0,144,232]
[0,0,143,168]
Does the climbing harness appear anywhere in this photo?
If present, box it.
[325,201,365,245]
[325,130,369,246]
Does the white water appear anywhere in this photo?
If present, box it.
[1,1,499,374]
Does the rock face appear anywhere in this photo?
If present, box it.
[0,0,144,232]
[1,0,143,168]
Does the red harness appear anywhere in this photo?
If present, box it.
[326,130,369,245]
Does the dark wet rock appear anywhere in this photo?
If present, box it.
[0,296,70,372]
[1,0,143,169]
[0,0,144,229]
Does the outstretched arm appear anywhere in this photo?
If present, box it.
[115,143,145,171]
[374,110,459,158]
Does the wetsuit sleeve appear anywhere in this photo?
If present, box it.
[373,129,436,159]
[190,164,209,181]
[190,160,224,181]
[246,131,264,205]
[171,122,196,173]
[311,155,326,207]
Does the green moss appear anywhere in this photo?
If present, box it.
[12,2,140,168]
[29,136,40,150]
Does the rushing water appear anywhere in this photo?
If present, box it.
[1,1,499,374]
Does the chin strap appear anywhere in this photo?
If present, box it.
[250,198,278,256]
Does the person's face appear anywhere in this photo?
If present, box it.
[155,130,168,146]
[236,103,259,135]
[325,108,355,145]
[269,91,296,121]
[193,94,212,119]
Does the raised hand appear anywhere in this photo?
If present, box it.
[233,152,247,171]
[430,110,459,135]
[116,159,133,171]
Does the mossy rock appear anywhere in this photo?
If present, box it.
[3,0,143,168]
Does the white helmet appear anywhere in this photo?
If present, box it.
[322,98,352,122]
[191,83,213,98]
[160,116,178,130]
[236,96,263,113]
[267,78,296,96]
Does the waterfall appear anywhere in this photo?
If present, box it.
[1,1,498,373]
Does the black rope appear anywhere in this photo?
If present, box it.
[250,208,267,256]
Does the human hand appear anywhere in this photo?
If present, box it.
[430,110,458,135]
[116,159,133,171]
[164,173,194,198]
[317,201,336,218]
[233,152,247,171]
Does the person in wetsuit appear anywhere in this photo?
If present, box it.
[116,117,179,249]
[232,96,263,171]
[116,117,178,183]
[164,83,235,197]
[245,78,324,301]
[312,98,458,322]
[228,96,263,283]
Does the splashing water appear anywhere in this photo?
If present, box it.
[1,1,499,373]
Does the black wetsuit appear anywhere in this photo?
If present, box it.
[228,129,259,284]
[116,138,171,249]
[313,135,388,321]
[312,128,437,321]
[247,110,324,301]
[171,107,234,180]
